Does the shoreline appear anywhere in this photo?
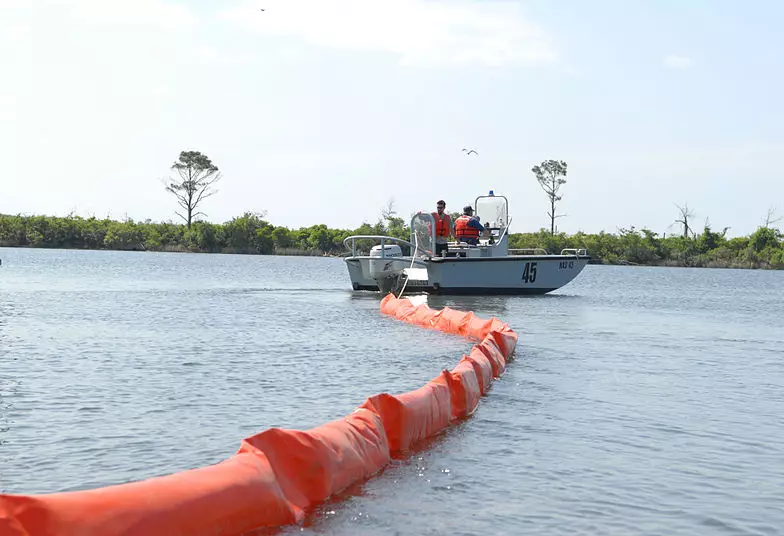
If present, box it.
[1,243,780,270]
[1,213,782,270]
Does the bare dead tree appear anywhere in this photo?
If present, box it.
[674,203,695,238]
[763,206,782,228]
[380,198,397,221]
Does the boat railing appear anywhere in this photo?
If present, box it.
[494,217,512,246]
[508,248,549,255]
[343,235,416,258]
[560,248,588,256]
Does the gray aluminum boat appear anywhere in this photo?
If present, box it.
[344,192,590,295]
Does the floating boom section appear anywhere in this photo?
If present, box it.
[0,295,517,535]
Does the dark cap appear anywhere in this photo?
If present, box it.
[463,205,473,214]
[436,200,445,206]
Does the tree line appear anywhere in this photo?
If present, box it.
[0,211,782,269]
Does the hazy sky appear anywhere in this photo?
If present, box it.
[1,0,782,236]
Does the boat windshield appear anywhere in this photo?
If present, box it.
[410,212,436,257]
[475,195,508,230]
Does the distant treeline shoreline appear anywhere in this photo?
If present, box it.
[1,212,782,270]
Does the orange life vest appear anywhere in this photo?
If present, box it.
[432,212,451,237]
[455,215,480,240]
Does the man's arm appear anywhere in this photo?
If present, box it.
[468,218,485,233]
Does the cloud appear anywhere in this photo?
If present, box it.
[0,95,17,121]
[0,1,34,39]
[0,23,32,39]
[663,55,693,69]
[150,84,172,97]
[219,0,560,68]
[52,0,198,29]
[196,46,254,65]
[197,46,219,60]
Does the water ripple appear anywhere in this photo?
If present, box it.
[1,249,783,534]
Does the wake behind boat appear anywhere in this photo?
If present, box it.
[344,192,590,295]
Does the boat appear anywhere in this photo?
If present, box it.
[343,192,590,295]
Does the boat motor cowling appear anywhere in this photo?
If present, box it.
[368,244,404,280]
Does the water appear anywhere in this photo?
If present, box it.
[1,247,783,535]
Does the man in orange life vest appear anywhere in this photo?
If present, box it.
[432,200,452,256]
[454,205,486,246]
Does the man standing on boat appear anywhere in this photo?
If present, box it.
[454,205,486,245]
[432,200,452,256]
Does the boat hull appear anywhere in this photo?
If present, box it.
[345,255,589,295]
[345,258,380,290]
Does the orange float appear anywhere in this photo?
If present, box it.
[475,337,507,377]
[237,407,390,511]
[445,359,482,419]
[0,452,300,536]
[362,371,452,453]
[0,294,517,535]
[464,351,494,395]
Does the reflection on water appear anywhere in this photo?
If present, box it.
[426,294,512,316]
[347,292,386,302]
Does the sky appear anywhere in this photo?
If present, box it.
[1,0,782,237]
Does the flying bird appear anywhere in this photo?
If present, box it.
[462,148,478,155]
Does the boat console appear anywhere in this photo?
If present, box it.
[442,192,511,258]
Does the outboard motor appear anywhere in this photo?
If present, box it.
[369,244,404,291]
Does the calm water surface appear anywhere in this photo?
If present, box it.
[1,247,783,535]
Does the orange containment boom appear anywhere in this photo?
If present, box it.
[0,294,517,536]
